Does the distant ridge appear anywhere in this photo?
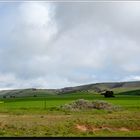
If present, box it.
[59,81,140,93]
[0,81,140,98]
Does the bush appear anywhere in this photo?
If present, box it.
[101,91,115,98]
[92,100,115,110]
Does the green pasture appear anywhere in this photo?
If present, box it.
[1,92,140,111]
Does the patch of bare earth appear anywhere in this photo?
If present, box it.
[76,124,88,132]
[119,127,129,132]
[76,124,100,132]
[76,124,130,132]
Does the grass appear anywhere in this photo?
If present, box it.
[0,91,140,137]
[2,93,140,110]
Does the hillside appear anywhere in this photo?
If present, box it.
[0,88,59,98]
[0,81,140,98]
[59,81,140,93]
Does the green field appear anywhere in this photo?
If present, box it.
[0,91,140,137]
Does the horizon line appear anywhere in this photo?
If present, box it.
[0,80,140,91]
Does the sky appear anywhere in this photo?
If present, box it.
[0,1,140,90]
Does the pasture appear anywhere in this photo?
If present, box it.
[0,91,140,137]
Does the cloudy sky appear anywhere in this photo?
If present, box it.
[0,1,140,89]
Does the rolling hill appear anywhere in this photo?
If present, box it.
[0,81,140,98]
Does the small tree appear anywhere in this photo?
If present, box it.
[101,90,115,98]
[3,95,6,98]
[32,88,37,91]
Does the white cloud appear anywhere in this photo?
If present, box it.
[19,2,52,26]
[123,75,140,81]
[0,2,140,89]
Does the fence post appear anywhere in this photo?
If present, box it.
[44,98,46,109]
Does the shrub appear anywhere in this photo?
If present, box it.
[101,90,115,98]
[3,96,6,98]
[92,100,114,110]
[60,99,119,111]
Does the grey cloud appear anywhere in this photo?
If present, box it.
[0,2,140,89]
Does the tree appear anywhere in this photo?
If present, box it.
[101,90,115,98]
[3,95,6,98]
[32,88,37,91]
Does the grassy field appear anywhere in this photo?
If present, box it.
[0,91,140,137]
